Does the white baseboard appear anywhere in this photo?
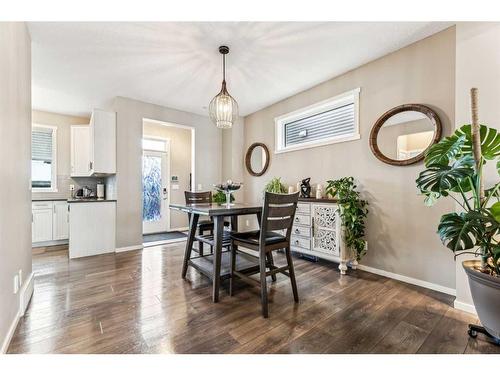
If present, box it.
[143,238,187,248]
[356,264,456,296]
[115,244,143,253]
[32,239,68,248]
[19,272,34,317]
[454,300,477,315]
[1,272,34,354]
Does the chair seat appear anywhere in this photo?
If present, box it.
[230,230,286,246]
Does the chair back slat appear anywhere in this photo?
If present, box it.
[260,192,299,242]
[185,191,212,204]
[266,216,294,231]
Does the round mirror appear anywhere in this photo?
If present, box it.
[370,104,442,166]
[245,143,270,176]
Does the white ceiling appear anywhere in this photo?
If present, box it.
[28,22,453,118]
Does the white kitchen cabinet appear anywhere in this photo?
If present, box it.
[69,201,116,259]
[32,202,54,243]
[70,109,116,177]
[71,125,91,177]
[53,201,69,240]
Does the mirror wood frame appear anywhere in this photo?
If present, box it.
[245,142,270,177]
[369,104,442,166]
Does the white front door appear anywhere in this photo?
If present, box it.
[142,149,169,234]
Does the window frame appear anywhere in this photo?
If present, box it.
[31,124,58,193]
[274,88,361,154]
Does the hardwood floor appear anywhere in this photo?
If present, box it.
[7,243,499,354]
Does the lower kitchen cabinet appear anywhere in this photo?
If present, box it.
[69,201,116,259]
[32,200,69,245]
[32,205,54,243]
[53,201,69,240]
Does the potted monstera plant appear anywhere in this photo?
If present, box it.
[416,89,500,343]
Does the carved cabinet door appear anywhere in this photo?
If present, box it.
[311,203,340,257]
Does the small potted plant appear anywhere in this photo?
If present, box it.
[264,177,288,194]
[325,177,369,266]
[416,88,500,344]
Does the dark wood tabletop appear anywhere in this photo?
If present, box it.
[169,202,262,216]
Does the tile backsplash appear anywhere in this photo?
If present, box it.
[32,174,115,200]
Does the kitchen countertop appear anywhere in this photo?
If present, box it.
[298,197,338,203]
[67,198,117,203]
[32,198,68,202]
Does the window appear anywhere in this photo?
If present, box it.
[275,88,360,153]
[142,138,167,152]
[32,125,57,192]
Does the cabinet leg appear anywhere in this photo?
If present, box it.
[338,261,348,275]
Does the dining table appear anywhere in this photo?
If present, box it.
[169,202,263,302]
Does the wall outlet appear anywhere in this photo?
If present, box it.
[197,184,202,191]
[13,275,19,294]
[245,219,250,227]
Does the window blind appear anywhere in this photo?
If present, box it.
[32,128,53,162]
[284,103,355,147]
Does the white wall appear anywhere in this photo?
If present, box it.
[0,22,32,352]
[112,97,222,249]
[241,27,457,292]
[454,22,500,313]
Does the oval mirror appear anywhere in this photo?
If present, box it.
[369,104,442,166]
[245,143,270,176]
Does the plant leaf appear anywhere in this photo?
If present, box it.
[438,211,484,251]
[424,134,466,167]
[416,155,475,194]
[490,202,500,223]
[456,124,500,160]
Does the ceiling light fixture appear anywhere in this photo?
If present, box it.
[209,46,238,129]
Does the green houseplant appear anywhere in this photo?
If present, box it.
[264,177,288,194]
[416,88,500,342]
[325,177,369,262]
[212,190,235,204]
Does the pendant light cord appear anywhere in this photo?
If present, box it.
[222,53,226,82]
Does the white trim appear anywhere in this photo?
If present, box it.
[115,244,143,253]
[1,272,34,354]
[32,124,58,193]
[1,310,20,354]
[356,264,456,296]
[19,272,34,317]
[274,88,361,154]
[32,239,68,248]
[454,300,477,315]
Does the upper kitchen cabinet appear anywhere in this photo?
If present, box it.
[71,109,116,177]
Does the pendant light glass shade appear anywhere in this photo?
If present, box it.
[209,46,238,129]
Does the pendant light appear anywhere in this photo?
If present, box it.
[209,46,239,129]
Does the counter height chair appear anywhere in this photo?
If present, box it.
[229,191,300,318]
[184,191,231,256]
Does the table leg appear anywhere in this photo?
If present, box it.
[182,213,199,278]
[212,215,225,303]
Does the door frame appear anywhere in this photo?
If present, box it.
[142,137,171,234]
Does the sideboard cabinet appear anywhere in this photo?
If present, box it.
[291,198,350,274]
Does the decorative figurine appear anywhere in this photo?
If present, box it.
[316,184,323,199]
[300,178,311,198]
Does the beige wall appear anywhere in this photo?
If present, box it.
[143,121,192,230]
[454,22,500,311]
[0,22,31,352]
[241,27,457,290]
[31,110,89,200]
[112,97,223,249]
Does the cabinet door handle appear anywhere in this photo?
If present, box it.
[312,217,315,237]
[295,228,300,234]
